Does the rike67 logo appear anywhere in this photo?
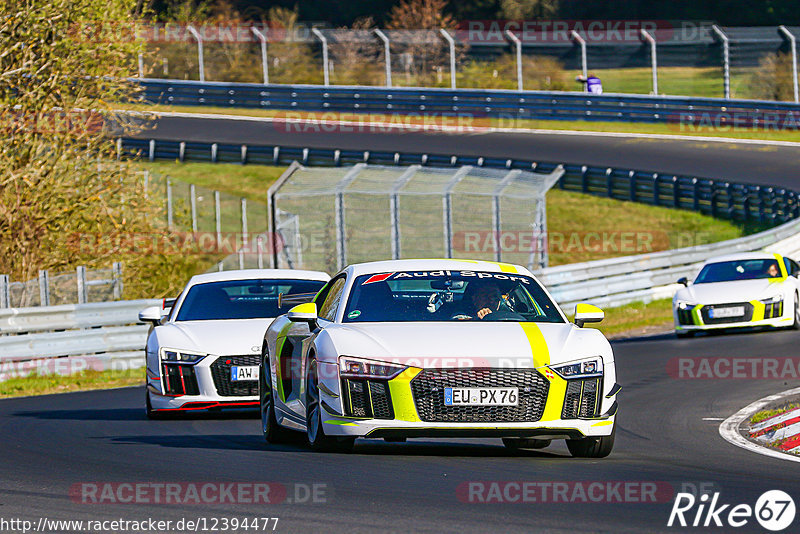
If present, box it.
[668,490,795,531]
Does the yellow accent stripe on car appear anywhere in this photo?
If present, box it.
[519,322,550,368]
[750,300,766,321]
[773,253,789,281]
[691,304,704,326]
[540,373,568,422]
[324,420,358,426]
[388,367,422,422]
[592,420,614,427]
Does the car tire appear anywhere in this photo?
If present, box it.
[145,389,166,420]
[305,358,354,453]
[676,330,695,339]
[792,293,800,330]
[502,438,550,450]
[566,426,615,458]
[260,350,296,444]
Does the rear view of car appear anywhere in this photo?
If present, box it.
[139,269,329,417]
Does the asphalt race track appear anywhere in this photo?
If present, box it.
[2,330,799,533]
[136,113,800,188]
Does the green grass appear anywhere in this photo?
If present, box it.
[569,298,674,338]
[140,162,286,202]
[750,404,800,425]
[0,368,143,398]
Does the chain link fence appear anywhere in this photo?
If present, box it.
[0,264,123,309]
[136,24,800,101]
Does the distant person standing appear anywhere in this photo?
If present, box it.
[576,74,603,94]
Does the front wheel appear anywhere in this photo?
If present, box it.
[145,389,166,420]
[305,358,354,453]
[566,426,615,458]
[260,351,296,444]
[502,438,550,450]
[791,292,800,330]
[676,330,695,339]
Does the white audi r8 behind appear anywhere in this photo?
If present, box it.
[140,269,329,417]
[673,252,800,337]
[259,259,620,457]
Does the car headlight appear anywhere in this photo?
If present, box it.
[339,356,407,380]
[160,347,206,364]
[675,300,696,310]
[762,295,783,304]
[550,357,603,379]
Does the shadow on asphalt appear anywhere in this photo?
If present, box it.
[106,433,575,458]
[13,408,259,421]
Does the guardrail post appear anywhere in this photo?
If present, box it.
[374,29,392,88]
[77,266,87,304]
[187,25,205,82]
[166,178,173,229]
[570,31,588,84]
[251,26,270,85]
[628,170,636,201]
[111,262,123,300]
[726,182,734,218]
[215,191,222,251]
[440,29,457,89]
[711,25,730,99]
[672,176,680,207]
[311,28,330,86]
[605,168,613,198]
[779,26,799,103]
[0,275,10,309]
[38,270,50,307]
[190,184,197,232]
[692,178,700,211]
[652,173,660,206]
[640,29,658,95]
[505,30,523,91]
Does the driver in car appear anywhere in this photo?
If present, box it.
[766,262,780,278]
[470,282,505,319]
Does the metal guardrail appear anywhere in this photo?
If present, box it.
[138,78,800,125]
[120,137,800,225]
[0,299,159,381]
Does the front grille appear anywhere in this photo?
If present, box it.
[210,355,260,397]
[562,378,603,419]
[410,368,549,423]
[341,379,394,419]
[677,308,694,325]
[700,302,754,325]
[162,363,200,396]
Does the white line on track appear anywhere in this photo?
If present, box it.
[134,109,800,148]
[718,386,800,464]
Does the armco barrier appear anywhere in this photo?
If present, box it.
[0,299,159,381]
[138,78,800,126]
[120,137,800,224]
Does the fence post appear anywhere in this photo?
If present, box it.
[334,164,366,270]
[38,270,50,307]
[311,28,330,86]
[257,235,264,269]
[390,165,419,260]
[640,29,658,95]
[77,266,87,305]
[505,30,523,91]
[374,29,392,88]
[0,275,10,308]
[112,262,123,300]
[241,197,249,252]
[570,31,588,83]
[711,25,730,99]
[166,178,173,229]
[779,26,799,103]
[442,166,471,258]
[215,191,222,251]
[251,26,269,85]
[138,53,144,78]
[190,183,197,232]
[187,25,205,82]
[440,29,457,89]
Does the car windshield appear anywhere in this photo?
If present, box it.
[342,271,564,323]
[176,279,326,321]
[694,259,782,284]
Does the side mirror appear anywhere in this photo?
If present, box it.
[574,303,604,328]
[288,302,318,327]
[138,306,163,326]
[677,277,689,286]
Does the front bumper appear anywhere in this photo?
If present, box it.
[674,299,791,332]
[316,363,619,439]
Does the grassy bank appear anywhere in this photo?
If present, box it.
[0,368,143,399]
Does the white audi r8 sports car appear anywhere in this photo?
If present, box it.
[259,259,620,457]
[139,269,329,417]
[673,252,800,337]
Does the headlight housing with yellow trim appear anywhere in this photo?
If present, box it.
[339,356,407,380]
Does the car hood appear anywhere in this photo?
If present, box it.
[321,321,611,369]
[155,319,270,356]
[676,279,783,305]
